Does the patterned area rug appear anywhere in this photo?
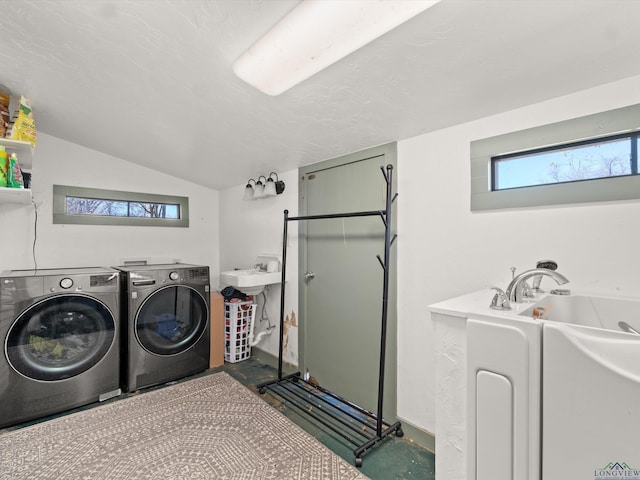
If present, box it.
[0,372,369,480]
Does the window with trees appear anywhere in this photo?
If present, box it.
[470,103,640,211]
[492,133,638,191]
[53,185,189,227]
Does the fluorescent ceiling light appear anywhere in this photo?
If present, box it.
[233,0,441,96]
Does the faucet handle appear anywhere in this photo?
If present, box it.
[490,287,511,311]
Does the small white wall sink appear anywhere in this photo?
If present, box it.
[220,269,282,295]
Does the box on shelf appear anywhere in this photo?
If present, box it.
[224,299,256,363]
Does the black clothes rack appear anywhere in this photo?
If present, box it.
[257,164,402,467]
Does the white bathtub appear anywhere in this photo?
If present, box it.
[520,293,640,332]
[431,290,640,480]
[522,294,640,480]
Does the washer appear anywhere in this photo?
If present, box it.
[0,267,121,429]
[116,264,210,392]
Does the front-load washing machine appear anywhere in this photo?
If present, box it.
[0,267,121,428]
[116,264,210,392]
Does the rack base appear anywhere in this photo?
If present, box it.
[258,372,403,467]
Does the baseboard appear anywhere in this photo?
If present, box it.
[252,348,435,453]
[396,417,435,454]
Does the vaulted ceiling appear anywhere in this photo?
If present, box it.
[2,0,640,190]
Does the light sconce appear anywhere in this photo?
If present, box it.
[243,172,286,200]
[243,178,256,201]
[254,176,266,199]
[264,172,285,197]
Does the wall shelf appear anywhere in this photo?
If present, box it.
[0,187,32,204]
[0,138,33,169]
[1,138,34,204]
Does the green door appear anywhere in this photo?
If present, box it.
[299,143,397,421]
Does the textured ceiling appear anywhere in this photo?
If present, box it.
[2,0,640,190]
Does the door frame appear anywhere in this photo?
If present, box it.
[297,142,398,418]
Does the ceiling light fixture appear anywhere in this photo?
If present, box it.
[232,0,441,96]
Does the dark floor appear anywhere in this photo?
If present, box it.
[215,358,436,480]
[2,358,435,480]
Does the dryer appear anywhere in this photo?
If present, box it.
[116,264,210,392]
[0,267,121,428]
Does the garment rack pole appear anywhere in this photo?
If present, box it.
[376,162,394,437]
[260,164,401,467]
[277,209,289,380]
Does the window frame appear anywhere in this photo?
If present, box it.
[470,103,640,211]
[53,185,189,227]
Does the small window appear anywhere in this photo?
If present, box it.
[53,185,189,227]
[65,197,181,219]
[492,133,637,191]
[471,103,640,211]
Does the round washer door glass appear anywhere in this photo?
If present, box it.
[135,285,208,356]
[6,295,116,381]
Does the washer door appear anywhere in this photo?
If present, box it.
[135,285,208,356]
[5,295,116,381]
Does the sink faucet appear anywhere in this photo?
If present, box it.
[254,263,267,272]
[505,268,569,302]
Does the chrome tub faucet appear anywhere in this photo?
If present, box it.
[505,268,569,303]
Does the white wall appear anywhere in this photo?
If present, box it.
[397,74,640,435]
[0,132,219,273]
[218,170,299,364]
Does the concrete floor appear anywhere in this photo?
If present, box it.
[215,357,436,480]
